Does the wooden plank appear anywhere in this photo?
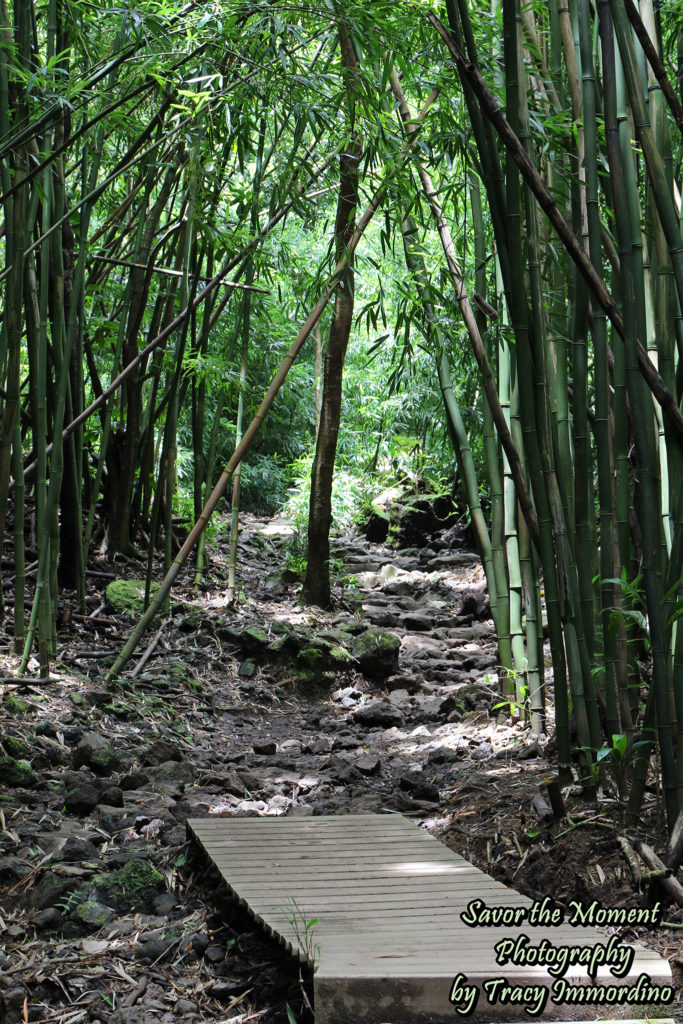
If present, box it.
[188,814,673,1024]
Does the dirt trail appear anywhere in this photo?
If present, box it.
[0,516,681,1023]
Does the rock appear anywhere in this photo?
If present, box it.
[0,756,38,787]
[146,761,195,794]
[110,1008,148,1024]
[428,747,460,765]
[65,785,100,815]
[351,629,400,679]
[73,900,114,929]
[0,855,33,881]
[34,721,57,738]
[105,578,158,616]
[134,938,175,961]
[181,931,209,955]
[398,774,441,803]
[32,735,69,768]
[2,734,27,758]
[153,893,178,916]
[97,859,165,912]
[174,998,198,1015]
[471,741,493,761]
[211,981,245,1001]
[142,739,183,766]
[0,987,29,1021]
[403,612,434,632]
[205,944,226,964]
[30,871,74,911]
[239,660,257,678]
[32,907,62,930]
[385,673,425,694]
[356,754,381,775]
[120,770,150,790]
[353,700,405,729]
[72,733,122,776]
[57,837,100,862]
[253,740,276,755]
[101,785,124,807]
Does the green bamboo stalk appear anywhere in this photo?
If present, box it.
[579,0,619,739]
[228,119,267,603]
[429,10,683,444]
[471,177,512,674]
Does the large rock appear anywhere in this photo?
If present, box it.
[105,578,158,616]
[351,629,400,679]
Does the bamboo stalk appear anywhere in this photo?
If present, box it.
[428,11,683,445]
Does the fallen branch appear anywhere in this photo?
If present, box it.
[632,838,683,907]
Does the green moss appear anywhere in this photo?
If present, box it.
[0,756,38,787]
[99,859,165,911]
[2,735,27,758]
[328,644,356,666]
[3,695,28,714]
[105,579,159,616]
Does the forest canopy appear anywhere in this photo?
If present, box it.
[1,0,682,839]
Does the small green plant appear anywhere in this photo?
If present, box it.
[283,897,321,965]
[285,1003,299,1024]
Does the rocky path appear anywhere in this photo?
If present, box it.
[0,517,680,1024]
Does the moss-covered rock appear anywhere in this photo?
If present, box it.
[352,628,401,679]
[99,859,165,912]
[2,735,28,759]
[72,733,123,776]
[0,756,38,787]
[105,579,159,616]
[73,900,114,930]
[3,695,28,714]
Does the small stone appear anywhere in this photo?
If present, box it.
[428,747,459,765]
[153,893,178,916]
[353,700,405,729]
[398,773,440,802]
[110,1008,148,1024]
[30,871,74,911]
[356,754,381,776]
[181,931,209,955]
[204,944,225,964]
[471,741,493,761]
[65,785,100,815]
[142,739,182,766]
[0,855,33,881]
[175,998,198,1015]
[239,661,256,678]
[58,837,100,862]
[100,785,124,807]
[120,770,150,790]
[32,907,62,930]
[211,981,244,1000]
[134,938,175,961]
[253,740,276,755]
[73,900,114,929]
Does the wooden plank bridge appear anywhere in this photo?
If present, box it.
[188,813,674,1023]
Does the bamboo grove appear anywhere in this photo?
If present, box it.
[1,0,682,838]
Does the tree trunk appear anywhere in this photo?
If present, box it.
[303,23,360,608]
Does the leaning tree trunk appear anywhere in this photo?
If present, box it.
[303,23,360,608]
